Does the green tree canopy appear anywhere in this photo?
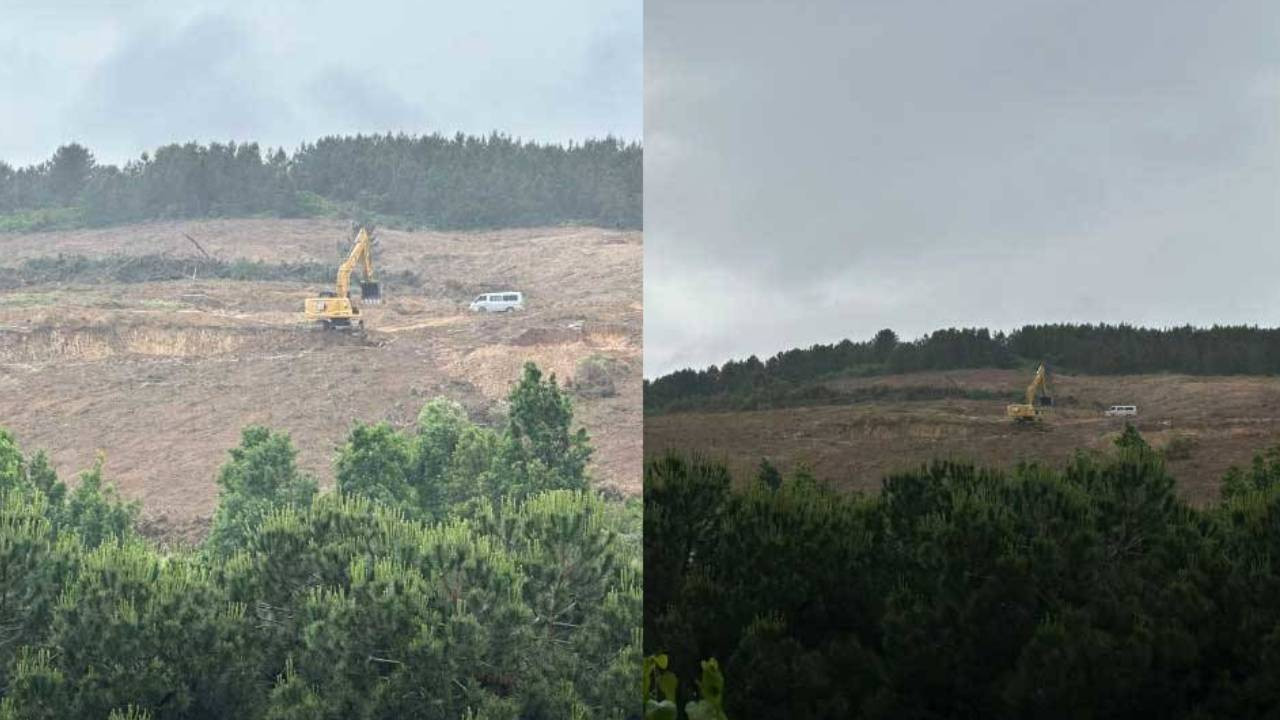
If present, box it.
[506,362,592,492]
[207,425,317,555]
[0,362,634,718]
[647,426,1280,718]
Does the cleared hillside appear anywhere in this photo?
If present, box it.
[644,368,1280,503]
[0,218,641,539]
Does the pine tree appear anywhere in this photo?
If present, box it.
[207,426,317,555]
[505,362,592,494]
[335,422,416,507]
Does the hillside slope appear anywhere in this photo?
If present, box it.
[0,218,641,538]
[645,368,1280,503]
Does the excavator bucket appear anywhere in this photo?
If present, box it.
[360,282,383,304]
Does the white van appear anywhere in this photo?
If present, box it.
[470,291,524,313]
[1105,405,1138,417]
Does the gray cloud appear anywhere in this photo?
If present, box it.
[70,13,296,161]
[305,66,429,134]
[0,1,640,166]
[645,0,1280,377]
[556,9,644,139]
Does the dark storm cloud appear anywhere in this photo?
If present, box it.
[0,1,640,166]
[645,0,1280,377]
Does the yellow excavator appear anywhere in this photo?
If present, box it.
[1006,361,1053,423]
[303,226,382,329]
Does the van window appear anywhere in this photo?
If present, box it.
[475,295,486,302]
[504,294,518,301]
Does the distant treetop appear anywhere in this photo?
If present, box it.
[645,323,1280,413]
[0,132,641,231]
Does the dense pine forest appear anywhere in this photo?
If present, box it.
[0,133,641,232]
[645,430,1280,718]
[0,364,639,719]
[645,324,1280,413]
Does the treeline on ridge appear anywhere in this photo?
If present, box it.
[0,363,639,719]
[645,429,1280,718]
[645,324,1280,413]
[0,133,641,232]
[0,253,423,291]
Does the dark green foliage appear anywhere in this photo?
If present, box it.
[0,362,634,718]
[404,365,594,517]
[1114,421,1152,452]
[0,253,421,291]
[0,493,77,703]
[646,323,1280,414]
[444,426,507,510]
[236,497,532,719]
[410,398,474,516]
[871,328,898,361]
[206,426,317,556]
[506,362,593,493]
[0,430,25,492]
[335,422,417,507]
[23,452,63,507]
[222,490,637,719]
[480,490,640,717]
[0,134,641,231]
[61,460,139,549]
[1220,445,1280,500]
[643,455,731,641]
[1007,323,1280,376]
[15,543,255,719]
[755,459,782,492]
[647,428,1280,718]
[0,434,138,550]
[46,143,94,204]
[648,380,1002,415]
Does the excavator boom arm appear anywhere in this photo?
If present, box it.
[1007,362,1052,422]
[303,226,382,327]
[334,228,376,298]
[1025,363,1050,405]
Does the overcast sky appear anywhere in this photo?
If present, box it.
[0,0,640,167]
[645,1,1280,378]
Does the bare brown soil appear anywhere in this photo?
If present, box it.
[0,219,641,540]
[645,368,1280,504]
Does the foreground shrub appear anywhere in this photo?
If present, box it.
[0,362,637,719]
[646,429,1280,718]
